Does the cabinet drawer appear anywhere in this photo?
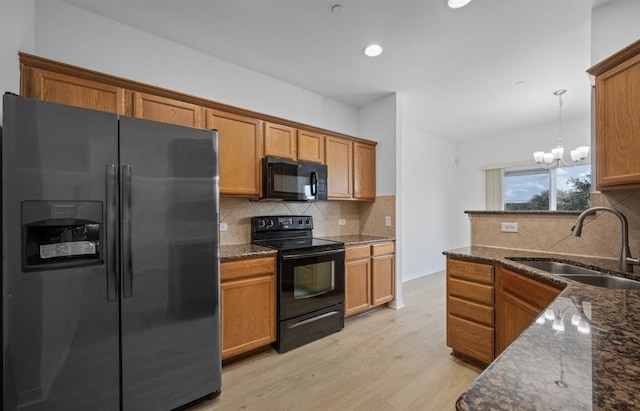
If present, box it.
[371,242,394,256]
[449,296,494,326]
[500,268,562,310]
[221,256,276,281]
[447,258,494,284]
[346,245,371,261]
[448,278,494,305]
[447,315,494,364]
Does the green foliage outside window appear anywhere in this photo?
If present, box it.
[505,175,591,211]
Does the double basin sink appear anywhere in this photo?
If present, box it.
[509,259,640,290]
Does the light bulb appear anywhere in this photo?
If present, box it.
[533,151,545,163]
[543,153,554,164]
[570,150,580,162]
[552,147,564,160]
[577,146,590,158]
[536,315,546,325]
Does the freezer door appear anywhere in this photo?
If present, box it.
[2,95,120,411]
[118,117,221,410]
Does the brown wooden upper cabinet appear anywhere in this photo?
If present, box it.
[206,109,264,197]
[297,130,324,163]
[325,135,353,199]
[588,40,640,190]
[353,142,376,200]
[23,67,126,114]
[19,53,378,200]
[264,122,297,159]
[133,92,205,128]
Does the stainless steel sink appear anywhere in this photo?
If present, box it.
[511,258,640,289]
[560,274,640,290]
[512,260,601,275]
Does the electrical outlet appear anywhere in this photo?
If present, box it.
[338,219,346,226]
[501,222,518,233]
[385,216,392,227]
[220,222,228,232]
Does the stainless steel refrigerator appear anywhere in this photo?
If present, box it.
[1,94,222,411]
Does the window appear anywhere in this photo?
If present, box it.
[503,164,591,211]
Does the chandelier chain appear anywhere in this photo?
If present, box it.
[557,92,564,148]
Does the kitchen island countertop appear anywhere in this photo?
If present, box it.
[444,246,640,411]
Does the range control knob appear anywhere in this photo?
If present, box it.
[305,219,311,225]
[298,219,303,225]
[266,220,274,228]
[257,219,266,228]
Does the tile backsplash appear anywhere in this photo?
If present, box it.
[468,189,640,273]
[220,195,396,244]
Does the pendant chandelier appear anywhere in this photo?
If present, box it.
[533,90,589,168]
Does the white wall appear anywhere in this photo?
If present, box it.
[591,0,640,64]
[453,116,591,247]
[33,0,359,136]
[358,93,397,196]
[400,123,458,281]
[0,0,35,122]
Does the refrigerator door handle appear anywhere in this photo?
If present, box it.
[121,165,133,298]
[106,164,118,302]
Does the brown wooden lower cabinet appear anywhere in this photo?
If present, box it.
[446,257,565,365]
[446,258,495,364]
[345,242,395,317]
[495,267,563,355]
[220,255,276,360]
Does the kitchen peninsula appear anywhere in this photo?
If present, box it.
[445,246,640,411]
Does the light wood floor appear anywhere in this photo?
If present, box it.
[188,271,482,411]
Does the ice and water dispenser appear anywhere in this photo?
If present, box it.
[22,201,103,271]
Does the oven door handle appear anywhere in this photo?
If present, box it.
[281,249,345,260]
[290,311,340,328]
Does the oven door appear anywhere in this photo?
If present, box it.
[279,248,345,320]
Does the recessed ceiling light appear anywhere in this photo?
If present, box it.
[364,44,383,57]
[448,0,472,8]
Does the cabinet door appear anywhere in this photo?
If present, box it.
[297,130,324,163]
[27,68,126,114]
[206,109,263,196]
[325,136,353,199]
[353,142,376,200]
[496,268,562,355]
[345,258,371,317]
[264,122,297,159]
[221,275,276,360]
[371,253,394,306]
[595,53,640,189]
[495,291,540,355]
[133,92,205,128]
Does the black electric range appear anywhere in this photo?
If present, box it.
[251,215,345,353]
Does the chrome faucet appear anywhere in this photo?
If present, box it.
[571,207,640,272]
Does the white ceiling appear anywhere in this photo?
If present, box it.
[60,0,608,141]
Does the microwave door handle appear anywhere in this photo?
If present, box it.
[310,172,318,196]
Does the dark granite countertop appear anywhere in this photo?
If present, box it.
[319,234,395,246]
[444,246,640,411]
[465,210,582,215]
[220,243,276,262]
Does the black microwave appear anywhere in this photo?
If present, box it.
[262,157,328,201]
